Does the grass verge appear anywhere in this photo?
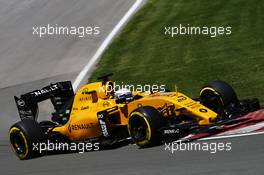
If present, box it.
[90,0,264,103]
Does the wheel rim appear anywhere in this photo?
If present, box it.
[9,128,28,158]
[128,115,149,143]
[200,89,224,114]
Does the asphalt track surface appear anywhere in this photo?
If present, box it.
[0,0,263,174]
[0,0,136,139]
[0,134,263,175]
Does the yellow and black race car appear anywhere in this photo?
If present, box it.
[9,74,260,159]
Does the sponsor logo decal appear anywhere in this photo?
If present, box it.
[103,102,110,107]
[137,103,143,108]
[158,103,175,116]
[97,113,109,137]
[81,88,89,95]
[150,93,176,97]
[199,108,208,113]
[81,106,89,110]
[17,99,25,107]
[19,110,32,115]
[79,96,92,102]
[31,84,59,96]
[68,123,94,133]
[185,101,201,109]
[177,95,187,102]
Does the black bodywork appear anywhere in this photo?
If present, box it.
[14,81,74,124]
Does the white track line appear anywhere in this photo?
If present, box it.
[73,0,144,91]
[198,131,264,141]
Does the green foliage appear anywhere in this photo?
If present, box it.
[90,0,264,103]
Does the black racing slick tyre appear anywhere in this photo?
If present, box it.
[128,106,164,148]
[200,80,239,115]
[9,119,44,160]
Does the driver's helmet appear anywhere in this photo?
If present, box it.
[115,88,133,103]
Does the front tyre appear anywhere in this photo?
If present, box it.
[200,80,239,116]
[128,106,164,148]
[9,119,44,160]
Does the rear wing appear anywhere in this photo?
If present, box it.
[14,81,74,121]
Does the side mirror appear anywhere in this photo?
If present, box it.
[97,73,114,85]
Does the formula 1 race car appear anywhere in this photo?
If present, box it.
[9,74,260,159]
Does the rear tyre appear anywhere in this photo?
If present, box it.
[200,80,239,115]
[128,106,164,148]
[9,119,44,160]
